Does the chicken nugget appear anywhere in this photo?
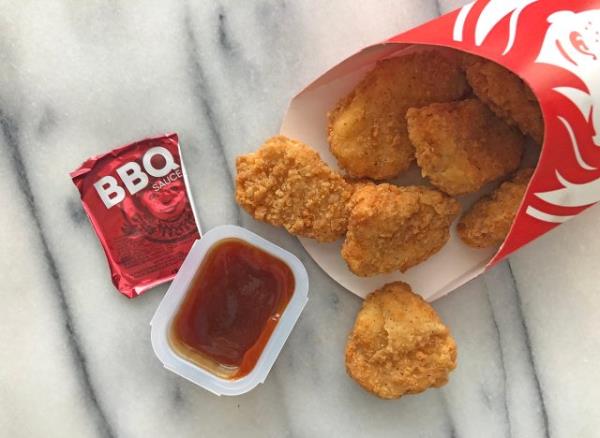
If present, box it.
[235,136,353,242]
[407,99,525,196]
[464,55,544,144]
[345,281,457,399]
[328,50,469,180]
[345,177,375,192]
[458,168,534,248]
[344,177,376,203]
[341,184,460,276]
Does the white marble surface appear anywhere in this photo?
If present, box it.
[1,1,599,437]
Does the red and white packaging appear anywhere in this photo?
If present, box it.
[70,133,201,298]
[281,0,600,300]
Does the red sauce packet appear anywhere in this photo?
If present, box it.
[70,133,201,298]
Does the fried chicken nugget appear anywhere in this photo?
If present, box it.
[235,136,353,242]
[328,50,469,180]
[458,168,534,248]
[345,282,457,399]
[345,177,375,196]
[464,55,544,144]
[407,99,525,196]
[341,184,460,276]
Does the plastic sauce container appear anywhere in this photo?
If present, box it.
[151,225,309,396]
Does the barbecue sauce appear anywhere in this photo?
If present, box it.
[169,239,295,379]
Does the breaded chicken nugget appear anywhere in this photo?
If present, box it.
[345,282,457,399]
[328,50,469,180]
[341,184,460,276]
[458,168,534,248]
[236,136,353,242]
[345,177,376,200]
[407,99,525,196]
[464,55,544,144]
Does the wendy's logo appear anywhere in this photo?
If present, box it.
[139,179,187,221]
[536,10,600,147]
[526,9,600,223]
[120,178,197,243]
[452,1,600,224]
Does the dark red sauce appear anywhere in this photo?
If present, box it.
[169,238,295,379]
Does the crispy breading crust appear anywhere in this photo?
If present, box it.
[345,282,457,399]
[458,168,534,248]
[407,99,525,195]
[327,50,469,180]
[464,55,544,144]
[341,184,460,276]
[344,177,376,205]
[235,136,353,242]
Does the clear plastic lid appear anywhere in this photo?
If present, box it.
[150,225,309,396]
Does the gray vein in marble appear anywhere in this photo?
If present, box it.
[217,8,233,52]
[259,364,294,438]
[253,1,292,63]
[35,106,57,138]
[171,384,184,407]
[0,109,114,438]
[439,392,458,438]
[67,197,87,225]
[216,4,261,75]
[182,3,240,225]
[484,289,512,437]
[507,261,551,438]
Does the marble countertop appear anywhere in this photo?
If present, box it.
[1,1,599,437]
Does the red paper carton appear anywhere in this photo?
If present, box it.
[281,0,600,300]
